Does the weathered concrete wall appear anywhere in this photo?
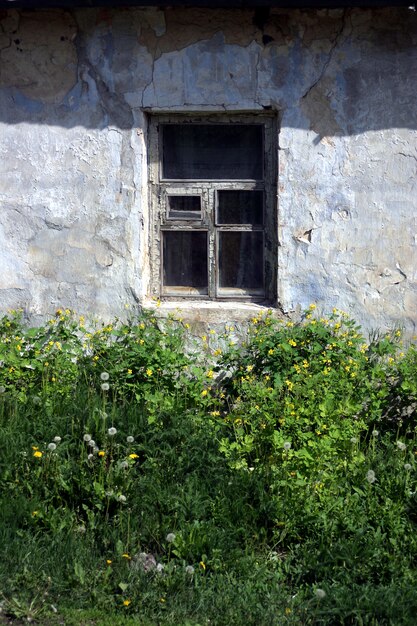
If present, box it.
[0,6,416,332]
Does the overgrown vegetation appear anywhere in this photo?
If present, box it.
[1,307,417,625]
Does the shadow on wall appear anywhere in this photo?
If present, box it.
[0,6,416,133]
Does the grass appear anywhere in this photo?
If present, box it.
[1,307,417,625]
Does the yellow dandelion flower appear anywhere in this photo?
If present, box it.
[127,369,132,375]
[98,451,105,457]
[32,446,39,450]
[129,453,139,459]
[199,561,206,570]
[122,553,131,559]
[309,303,316,310]
[146,368,153,377]
[32,511,39,517]
[33,451,43,458]
[210,411,220,417]
[201,390,208,397]
[123,599,131,607]
[106,559,112,565]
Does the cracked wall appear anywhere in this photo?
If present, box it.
[0,6,416,332]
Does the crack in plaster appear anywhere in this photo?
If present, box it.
[301,10,348,103]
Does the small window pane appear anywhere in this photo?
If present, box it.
[219,232,263,291]
[163,231,208,291]
[217,191,263,226]
[162,124,263,180]
[168,196,201,220]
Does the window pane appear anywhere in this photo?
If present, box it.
[163,231,208,291]
[219,232,263,291]
[162,124,263,180]
[168,196,201,220]
[217,190,263,226]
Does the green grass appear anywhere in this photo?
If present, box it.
[1,308,417,625]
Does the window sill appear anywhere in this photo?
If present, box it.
[144,299,284,327]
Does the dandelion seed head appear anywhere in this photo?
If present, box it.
[53,436,61,443]
[372,430,379,437]
[83,434,92,442]
[366,469,376,484]
[404,463,412,471]
[87,454,94,460]
[126,436,134,443]
[108,427,117,436]
[101,382,110,391]
[166,532,176,543]
[185,565,195,575]
[120,461,129,469]
[0,386,5,394]
[283,441,291,451]
[47,442,57,451]
[100,372,110,381]
[397,441,407,451]
[118,494,127,503]
[350,437,358,444]
[315,588,326,599]
[88,440,96,447]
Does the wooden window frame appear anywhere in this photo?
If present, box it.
[148,113,277,303]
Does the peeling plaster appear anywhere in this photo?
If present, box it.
[0,6,416,334]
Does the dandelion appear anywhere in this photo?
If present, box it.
[397,441,407,451]
[33,451,42,458]
[146,368,153,377]
[166,532,176,543]
[156,563,165,573]
[129,453,139,460]
[108,427,117,436]
[87,454,94,460]
[101,382,110,391]
[404,463,412,471]
[126,436,134,443]
[199,561,206,570]
[283,441,291,451]
[122,553,131,560]
[0,386,5,394]
[315,588,326,599]
[98,450,105,457]
[88,440,96,447]
[47,442,57,452]
[53,436,61,443]
[201,390,208,397]
[123,599,131,607]
[83,434,92,442]
[350,437,358,444]
[106,559,112,565]
[118,495,127,503]
[120,461,129,469]
[372,430,379,437]
[185,565,195,575]
[366,469,376,484]
[100,372,110,381]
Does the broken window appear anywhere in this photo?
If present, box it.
[149,115,277,301]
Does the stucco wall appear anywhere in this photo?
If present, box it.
[0,6,416,332]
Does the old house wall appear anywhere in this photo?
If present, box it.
[0,6,416,332]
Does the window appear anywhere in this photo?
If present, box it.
[148,115,277,301]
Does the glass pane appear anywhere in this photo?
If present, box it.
[168,196,201,220]
[219,232,263,291]
[162,124,263,180]
[217,191,263,226]
[163,231,208,291]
